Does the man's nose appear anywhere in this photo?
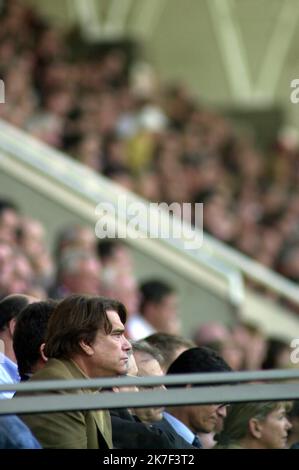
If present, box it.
[217,405,228,418]
[123,336,132,351]
[285,418,292,431]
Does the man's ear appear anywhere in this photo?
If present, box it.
[8,318,16,337]
[79,340,94,356]
[248,418,262,439]
[39,343,48,363]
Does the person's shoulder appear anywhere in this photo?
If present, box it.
[30,358,76,382]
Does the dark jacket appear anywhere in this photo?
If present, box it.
[111,409,195,449]
[152,417,199,448]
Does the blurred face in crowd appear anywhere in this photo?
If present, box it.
[62,257,101,295]
[147,293,180,335]
[0,209,19,244]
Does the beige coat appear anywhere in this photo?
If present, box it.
[18,358,112,449]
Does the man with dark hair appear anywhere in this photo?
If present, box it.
[13,300,58,381]
[127,279,180,340]
[97,239,129,266]
[153,347,232,448]
[19,294,132,449]
[0,294,36,398]
[145,332,195,372]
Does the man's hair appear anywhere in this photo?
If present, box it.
[0,295,31,331]
[139,280,174,313]
[44,294,127,359]
[132,340,163,365]
[167,346,232,375]
[97,239,126,263]
[0,198,18,217]
[145,333,195,370]
[13,300,58,380]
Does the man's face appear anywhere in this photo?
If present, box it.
[132,351,165,423]
[64,258,101,295]
[87,310,132,377]
[151,294,180,335]
[188,403,228,434]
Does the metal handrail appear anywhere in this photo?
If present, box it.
[2,384,299,415]
[1,369,299,393]
[203,232,299,305]
[0,119,244,305]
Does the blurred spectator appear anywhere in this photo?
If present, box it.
[262,337,293,370]
[192,321,230,346]
[55,225,97,260]
[145,332,195,372]
[51,249,102,298]
[127,279,180,340]
[231,322,267,370]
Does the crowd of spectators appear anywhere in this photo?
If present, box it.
[1,0,299,292]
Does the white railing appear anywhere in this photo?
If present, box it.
[0,119,243,307]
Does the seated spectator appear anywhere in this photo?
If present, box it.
[262,337,292,370]
[192,321,229,347]
[0,294,36,398]
[145,332,195,372]
[55,225,97,260]
[131,341,165,424]
[127,279,181,340]
[111,343,193,449]
[13,300,57,381]
[215,401,292,449]
[18,294,131,449]
[152,347,231,448]
[50,249,102,298]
